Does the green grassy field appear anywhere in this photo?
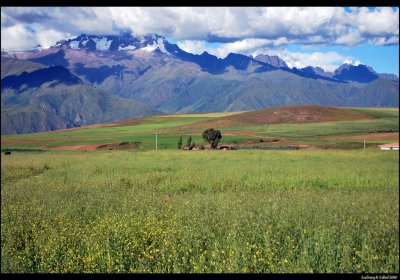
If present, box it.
[1,106,399,273]
[1,149,399,273]
[1,107,398,150]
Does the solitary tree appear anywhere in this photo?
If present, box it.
[187,136,192,147]
[202,128,222,149]
[178,136,183,149]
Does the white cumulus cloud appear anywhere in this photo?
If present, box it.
[1,7,397,74]
[177,40,207,55]
[2,24,33,50]
[356,7,399,36]
[343,59,362,66]
[1,7,399,51]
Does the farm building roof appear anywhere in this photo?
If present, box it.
[378,143,399,148]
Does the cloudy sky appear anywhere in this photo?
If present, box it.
[1,7,399,75]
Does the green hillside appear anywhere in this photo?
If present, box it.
[1,82,161,135]
[1,60,162,135]
[1,57,46,79]
[2,106,398,151]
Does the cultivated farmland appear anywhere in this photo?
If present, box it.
[1,106,398,151]
[1,106,399,273]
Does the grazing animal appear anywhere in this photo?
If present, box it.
[5,151,11,155]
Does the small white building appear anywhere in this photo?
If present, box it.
[378,143,399,150]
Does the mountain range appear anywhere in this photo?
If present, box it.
[1,32,398,135]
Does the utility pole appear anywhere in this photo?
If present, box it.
[156,133,158,150]
[364,140,365,150]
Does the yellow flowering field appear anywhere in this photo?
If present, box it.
[1,149,398,273]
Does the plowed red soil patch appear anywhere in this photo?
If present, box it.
[178,105,376,130]
[223,105,376,125]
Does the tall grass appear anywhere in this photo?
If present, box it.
[1,150,398,273]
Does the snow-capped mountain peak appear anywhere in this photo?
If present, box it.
[60,33,171,55]
[139,34,171,55]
